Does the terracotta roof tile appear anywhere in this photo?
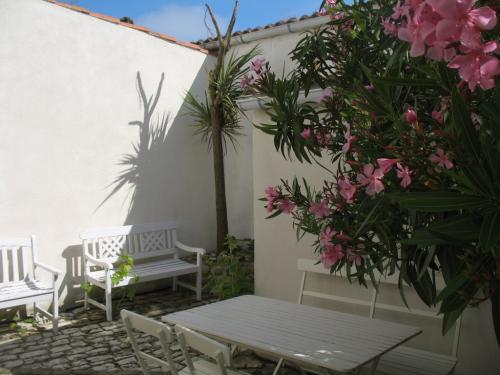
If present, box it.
[195,12,322,45]
[44,0,208,54]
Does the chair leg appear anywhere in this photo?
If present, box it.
[273,358,284,375]
[53,290,59,334]
[105,283,112,321]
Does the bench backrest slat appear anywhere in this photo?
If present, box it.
[0,236,35,284]
[297,258,461,358]
[80,222,179,262]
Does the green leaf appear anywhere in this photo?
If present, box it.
[371,77,441,88]
[402,215,479,246]
[442,306,466,336]
[389,192,488,212]
[479,210,500,252]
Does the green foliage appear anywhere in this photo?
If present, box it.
[251,0,500,343]
[81,254,138,304]
[205,236,254,300]
[185,46,260,151]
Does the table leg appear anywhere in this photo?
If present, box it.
[369,357,381,375]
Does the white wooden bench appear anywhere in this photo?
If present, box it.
[80,222,205,321]
[0,236,62,333]
[297,259,461,375]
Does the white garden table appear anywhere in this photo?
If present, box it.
[162,295,421,374]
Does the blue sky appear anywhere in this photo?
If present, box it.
[71,1,321,41]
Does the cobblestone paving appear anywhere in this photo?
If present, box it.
[0,290,304,375]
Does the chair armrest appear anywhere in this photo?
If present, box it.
[85,254,113,269]
[175,240,206,255]
[34,261,62,276]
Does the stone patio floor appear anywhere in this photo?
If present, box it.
[0,289,305,375]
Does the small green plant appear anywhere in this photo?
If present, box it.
[205,236,254,300]
[8,315,36,333]
[81,254,138,304]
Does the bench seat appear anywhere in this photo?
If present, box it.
[0,280,54,308]
[378,346,457,375]
[87,259,199,286]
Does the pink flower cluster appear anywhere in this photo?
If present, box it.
[320,0,345,21]
[320,227,363,268]
[241,57,268,91]
[385,0,499,91]
[356,158,414,195]
[265,186,295,214]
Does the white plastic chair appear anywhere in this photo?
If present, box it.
[175,325,250,375]
[121,310,178,375]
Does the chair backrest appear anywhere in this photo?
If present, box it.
[121,310,178,375]
[81,222,178,263]
[297,258,462,358]
[175,325,232,375]
[0,236,36,284]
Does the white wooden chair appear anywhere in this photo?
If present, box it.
[121,309,178,375]
[175,325,251,375]
[0,236,62,333]
[297,259,461,375]
[81,222,205,321]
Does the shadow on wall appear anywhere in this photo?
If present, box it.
[56,68,215,309]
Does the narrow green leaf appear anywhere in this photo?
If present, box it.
[389,192,488,212]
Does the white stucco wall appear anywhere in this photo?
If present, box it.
[0,0,217,306]
[234,28,500,375]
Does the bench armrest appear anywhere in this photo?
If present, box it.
[85,254,113,269]
[34,261,62,276]
[34,261,62,289]
[175,240,206,255]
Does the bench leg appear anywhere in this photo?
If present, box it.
[105,281,112,321]
[172,277,178,292]
[53,289,59,334]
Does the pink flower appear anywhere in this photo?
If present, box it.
[427,0,497,49]
[338,177,357,203]
[301,128,312,140]
[427,43,457,62]
[346,247,363,266]
[404,107,418,124]
[278,199,295,214]
[357,164,385,196]
[309,200,332,219]
[432,109,444,124]
[321,244,344,268]
[396,163,413,188]
[448,45,500,91]
[377,158,399,174]
[429,148,454,170]
[250,58,267,74]
[316,132,333,148]
[316,88,333,104]
[342,127,357,153]
[383,18,399,36]
[320,227,337,249]
[265,186,279,202]
[397,4,436,57]
[265,186,280,212]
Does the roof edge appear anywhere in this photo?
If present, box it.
[43,0,209,54]
[198,14,330,51]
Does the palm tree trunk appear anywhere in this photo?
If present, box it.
[210,94,229,252]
